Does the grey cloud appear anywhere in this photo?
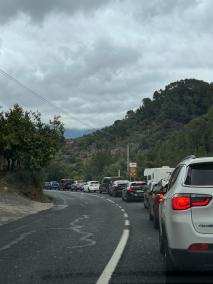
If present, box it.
[84,38,141,75]
[0,0,212,129]
[0,0,111,23]
[133,0,197,19]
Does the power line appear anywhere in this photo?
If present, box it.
[0,67,97,131]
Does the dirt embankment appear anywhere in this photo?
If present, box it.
[0,190,53,226]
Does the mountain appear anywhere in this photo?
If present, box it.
[52,79,213,180]
[64,128,94,138]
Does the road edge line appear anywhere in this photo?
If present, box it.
[96,229,129,284]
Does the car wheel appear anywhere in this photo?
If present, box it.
[99,190,102,194]
[164,236,176,272]
[159,229,164,255]
[112,190,117,197]
[149,207,153,221]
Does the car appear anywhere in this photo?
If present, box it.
[84,181,100,192]
[99,176,122,194]
[44,181,51,189]
[110,180,129,197]
[159,155,213,272]
[122,181,147,202]
[144,181,157,209]
[60,179,75,191]
[76,181,86,191]
[49,181,60,190]
[148,179,168,228]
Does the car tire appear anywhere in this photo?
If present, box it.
[163,236,176,273]
[159,229,164,255]
[149,207,153,221]
[112,190,117,197]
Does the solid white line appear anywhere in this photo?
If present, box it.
[123,213,128,218]
[121,209,125,212]
[0,230,35,252]
[96,229,129,284]
[125,220,130,226]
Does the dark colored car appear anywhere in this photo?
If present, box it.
[110,180,129,197]
[122,181,147,202]
[76,182,85,191]
[44,181,60,190]
[148,179,168,228]
[99,176,122,194]
[60,179,74,191]
[50,181,60,190]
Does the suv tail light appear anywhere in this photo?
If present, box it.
[127,187,135,193]
[172,194,212,210]
[189,243,209,251]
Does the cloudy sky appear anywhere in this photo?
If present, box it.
[0,0,212,129]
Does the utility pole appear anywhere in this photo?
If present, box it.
[127,143,130,179]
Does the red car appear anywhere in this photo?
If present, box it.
[148,179,168,229]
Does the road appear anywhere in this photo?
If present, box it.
[0,191,211,284]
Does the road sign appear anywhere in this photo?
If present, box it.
[129,162,137,168]
[129,167,137,177]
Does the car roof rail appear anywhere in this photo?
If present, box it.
[180,155,196,163]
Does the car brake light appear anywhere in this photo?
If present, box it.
[172,194,212,210]
[127,187,134,193]
[159,194,164,201]
[172,194,191,210]
[191,194,212,207]
[189,243,209,251]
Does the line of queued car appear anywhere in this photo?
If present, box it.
[44,179,86,191]
[99,176,148,202]
[145,156,213,273]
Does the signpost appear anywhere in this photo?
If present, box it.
[129,162,137,180]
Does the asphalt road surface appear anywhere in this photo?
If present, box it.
[0,191,212,284]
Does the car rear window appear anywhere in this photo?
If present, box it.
[91,182,99,185]
[185,162,213,186]
[131,183,146,189]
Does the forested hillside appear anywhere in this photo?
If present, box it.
[49,79,213,180]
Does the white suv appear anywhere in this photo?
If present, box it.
[159,156,213,271]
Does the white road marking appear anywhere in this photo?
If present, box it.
[68,215,96,249]
[0,231,35,252]
[121,209,125,212]
[96,229,130,284]
[10,224,28,232]
[53,205,68,211]
[106,199,115,204]
[123,213,128,218]
[125,220,130,226]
